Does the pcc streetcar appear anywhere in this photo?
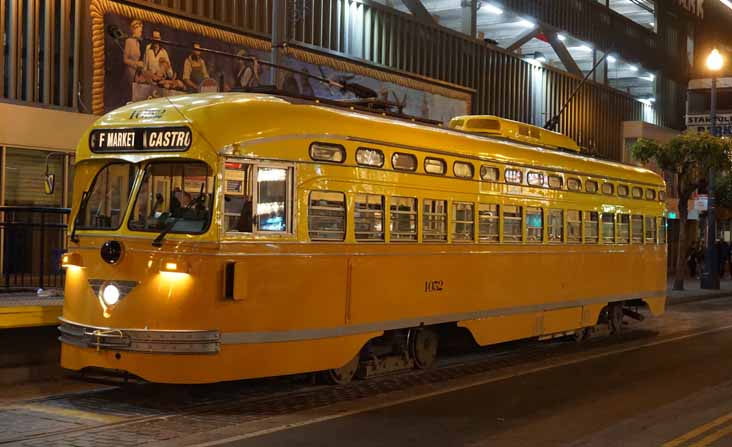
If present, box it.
[57,92,667,384]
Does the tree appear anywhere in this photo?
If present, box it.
[632,132,732,291]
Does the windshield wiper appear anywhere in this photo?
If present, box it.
[152,186,206,247]
[70,190,91,243]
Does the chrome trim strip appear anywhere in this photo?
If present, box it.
[219,290,666,344]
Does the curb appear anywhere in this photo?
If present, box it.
[667,291,732,306]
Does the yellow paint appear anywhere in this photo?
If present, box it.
[16,403,123,423]
[60,93,667,383]
[662,412,732,447]
[0,305,62,328]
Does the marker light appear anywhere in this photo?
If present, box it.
[102,284,120,306]
[165,262,178,271]
[61,252,83,269]
[160,259,189,274]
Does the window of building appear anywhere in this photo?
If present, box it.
[601,213,615,243]
[480,165,499,181]
[503,205,523,241]
[645,216,657,243]
[618,214,630,243]
[354,194,384,241]
[527,207,543,242]
[631,215,643,243]
[646,189,656,200]
[356,148,384,167]
[548,175,563,189]
[425,157,446,175]
[567,210,582,243]
[392,153,417,171]
[548,209,563,243]
[586,180,598,193]
[453,202,475,241]
[505,168,522,184]
[6,148,67,208]
[618,185,629,197]
[478,203,499,242]
[602,183,615,195]
[454,162,474,179]
[632,187,643,199]
[568,178,582,191]
[584,211,599,243]
[423,199,447,242]
[308,191,346,241]
[309,142,345,163]
[390,197,418,241]
[660,217,667,243]
[527,171,544,186]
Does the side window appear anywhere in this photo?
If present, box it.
[618,214,630,243]
[392,153,417,172]
[505,168,522,184]
[548,175,563,189]
[548,209,563,243]
[646,189,657,200]
[586,180,598,193]
[567,178,582,191]
[503,205,523,242]
[480,165,499,181]
[567,210,582,243]
[659,217,667,243]
[356,148,384,167]
[454,162,474,179]
[584,211,599,243]
[645,216,657,243]
[631,187,643,199]
[256,167,291,232]
[224,162,254,233]
[424,158,446,175]
[423,199,447,242]
[452,202,475,241]
[527,207,543,242]
[308,191,346,241]
[602,183,615,196]
[618,185,629,197]
[601,213,615,243]
[527,171,544,186]
[354,194,385,241]
[478,204,499,242]
[631,215,643,243]
[390,197,418,241]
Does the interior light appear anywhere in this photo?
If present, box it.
[482,3,503,14]
[607,55,617,63]
[102,284,120,306]
[557,34,566,41]
[518,19,535,28]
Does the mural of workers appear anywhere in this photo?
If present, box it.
[233,49,261,89]
[182,42,209,92]
[123,19,144,85]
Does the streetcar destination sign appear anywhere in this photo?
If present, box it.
[89,127,192,152]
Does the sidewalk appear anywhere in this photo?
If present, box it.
[0,291,63,329]
[666,279,732,305]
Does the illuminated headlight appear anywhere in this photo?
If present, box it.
[102,284,120,306]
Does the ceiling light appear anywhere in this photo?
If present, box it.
[607,55,617,63]
[722,0,732,10]
[572,45,593,52]
[628,65,638,71]
[557,34,566,41]
[518,19,536,28]
[482,3,503,14]
[649,22,655,27]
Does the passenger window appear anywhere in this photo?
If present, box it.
[309,142,345,163]
[503,205,523,242]
[645,216,657,243]
[618,185,629,197]
[478,204,499,242]
[527,207,543,242]
[452,202,475,241]
[548,175,563,189]
[308,191,346,241]
[424,158,446,175]
[454,162,474,179]
[505,168,522,184]
[392,153,417,171]
[390,197,418,241]
[356,148,384,167]
[602,183,615,196]
[618,214,630,243]
[631,187,643,199]
[567,210,582,243]
[567,178,581,191]
[584,211,599,243]
[480,165,499,181]
[646,189,656,200]
[354,194,384,241]
[548,209,563,243]
[423,199,447,242]
[527,172,544,186]
[659,217,667,243]
[223,162,254,233]
[256,167,291,232]
[586,180,598,193]
[631,215,643,243]
[601,213,615,243]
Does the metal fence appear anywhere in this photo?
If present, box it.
[0,207,69,291]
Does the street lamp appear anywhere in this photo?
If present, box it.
[701,48,724,289]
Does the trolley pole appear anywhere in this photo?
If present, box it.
[701,75,720,289]
[270,0,287,87]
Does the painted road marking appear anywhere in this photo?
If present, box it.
[662,412,732,447]
[15,403,123,424]
[688,424,732,447]
[185,323,732,447]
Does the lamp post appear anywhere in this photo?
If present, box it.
[701,48,724,289]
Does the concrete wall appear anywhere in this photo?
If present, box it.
[0,102,98,152]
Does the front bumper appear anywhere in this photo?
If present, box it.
[58,318,220,354]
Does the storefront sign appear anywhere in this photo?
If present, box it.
[695,194,709,212]
[677,0,705,19]
[686,113,732,135]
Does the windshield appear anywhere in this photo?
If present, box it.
[76,162,137,230]
[128,161,214,234]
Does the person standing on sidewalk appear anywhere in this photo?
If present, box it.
[687,241,699,278]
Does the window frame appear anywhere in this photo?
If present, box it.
[480,165,500,182]
[452,201,475,241]
[308,190,346,241]
[567,177,582,191]
[355,147,385,168]
[645,216,657,243]
[424,157,447,175]
[548,209,563,243]
[548,174,563,190]
[527,171,545,187]
[75,161,138,232]
[390,196,419,242]
[567,210,582,243]
[617,213,630,244]
[631,215,644,244]
[585,180,598,193]
[505,168,523,184]
[601,182,615,196]
[601,213,615,244]
[478,203,500,242]
[502,204,523,242]
[391,152,418,172]
[584,211,599,244]
[526,206,544,242]
[453,161,475,179]
[309,142,346,163]
[423,198,448,242]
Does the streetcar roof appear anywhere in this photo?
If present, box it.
[83,93,664,187]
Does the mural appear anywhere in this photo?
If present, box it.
[96,2,471,123]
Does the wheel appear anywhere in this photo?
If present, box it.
[608,303,624,334]
[572,327,591,342]
[322,353,360,385]
[410,328,439,369]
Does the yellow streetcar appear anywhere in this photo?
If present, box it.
[58,92,666,384]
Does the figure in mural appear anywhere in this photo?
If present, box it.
[232,49,261,89]
[144,30,174,83]
[182,42,210,92]
[123,19,144,84]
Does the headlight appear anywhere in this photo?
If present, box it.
[102,284,120,306]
